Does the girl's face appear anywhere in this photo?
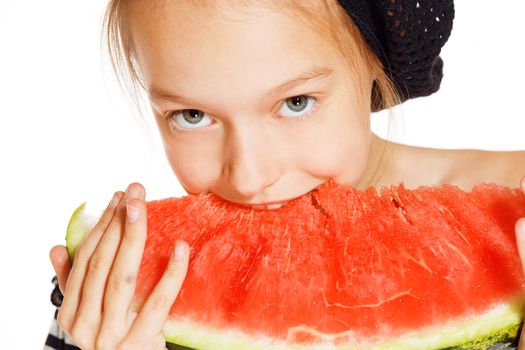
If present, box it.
[128,1,377,208]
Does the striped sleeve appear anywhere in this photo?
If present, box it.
[44,276,81,350]
[44,309,81,350]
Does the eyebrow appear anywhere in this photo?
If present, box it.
[147,66,334,104]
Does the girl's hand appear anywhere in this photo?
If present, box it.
[515,176,525,350]
[49,183,190,350]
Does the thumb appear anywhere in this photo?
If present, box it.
[49,245,72,294]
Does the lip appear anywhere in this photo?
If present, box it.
[249,202,286,210]
[243,195,305,210]
[227,186,320,209]
[251,199,291,206]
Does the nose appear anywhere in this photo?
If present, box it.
[223,123,280,198]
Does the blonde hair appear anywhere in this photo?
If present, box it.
[101,0,401,187]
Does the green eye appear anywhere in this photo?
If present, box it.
[279,96,315,118]
[170,109,212,130]
[182,110,204,124]
[286,96,309,112]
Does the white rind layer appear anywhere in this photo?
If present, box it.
[163,301,523,350]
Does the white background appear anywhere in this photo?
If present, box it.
[1,1,524,349]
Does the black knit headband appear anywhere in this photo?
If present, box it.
[337,0,455,110]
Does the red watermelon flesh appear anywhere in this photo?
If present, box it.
[68,182,525,349]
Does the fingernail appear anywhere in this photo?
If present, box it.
[126,202,140,223]
[110,192,121,208]
[173,241,186,260]
[517,219,525,238]
[126,184,142,199]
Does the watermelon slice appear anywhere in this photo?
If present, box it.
[66,182,525,350]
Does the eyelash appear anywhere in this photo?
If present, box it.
[163,95,320,133]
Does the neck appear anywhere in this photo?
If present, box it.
[355,133,401,190]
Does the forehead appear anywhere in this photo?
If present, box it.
[125,1,345,94]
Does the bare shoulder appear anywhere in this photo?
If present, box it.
[432,148,525,190]
[384,140,525,191]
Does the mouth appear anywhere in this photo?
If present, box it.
[249,202,286,210]
[245,195,304,210]
[233,186,323,210]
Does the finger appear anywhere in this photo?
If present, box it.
[520,175,525,193]
[72,188,133,344]
[119,329,167,350]
[50,245,72,294]
[58,191,123,330]
[98,185,147,346]
[127,240,189,340]
[515,218,525,275]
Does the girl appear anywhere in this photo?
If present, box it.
[46,0,525,349]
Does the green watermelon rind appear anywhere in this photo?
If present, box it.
[66,202,89,261]
[163,302,523,350]
[66,202,524,350]
[66,201,104,261]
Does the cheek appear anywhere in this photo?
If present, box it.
[164,145,220,194]
[293,98,371,185]
[160,133,223,195]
